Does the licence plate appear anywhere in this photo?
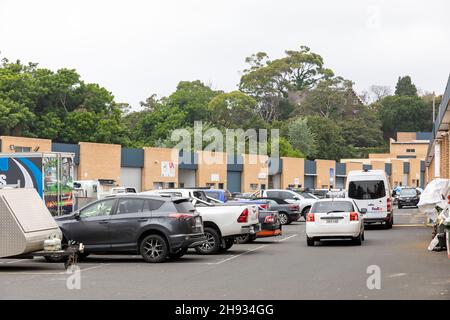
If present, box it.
[326,219,339,224]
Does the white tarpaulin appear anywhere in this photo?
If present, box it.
[418,178,450,220]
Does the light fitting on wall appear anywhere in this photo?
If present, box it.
[9,145,15,151]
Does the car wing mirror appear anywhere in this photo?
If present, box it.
[74,211,81,220]
[360,208,367,214]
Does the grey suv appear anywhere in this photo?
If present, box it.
[50,195,206,263]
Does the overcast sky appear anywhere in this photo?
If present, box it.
[0,0,449,108]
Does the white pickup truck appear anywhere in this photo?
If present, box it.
[140,189,260,254]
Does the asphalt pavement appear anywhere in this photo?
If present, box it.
[1,206,449,299]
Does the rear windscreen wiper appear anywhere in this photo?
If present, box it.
[326,210,344,215]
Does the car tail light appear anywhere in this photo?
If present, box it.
[259,204,268,210]
[387,197,391,212]
[447,195,450,204]
[264,215,274,223]
[237,208,249,223]
[306,212,315,222]
[350,212,359,221]
[168,213,194,220]
[289,204,299,211]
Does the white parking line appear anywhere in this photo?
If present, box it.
[216,245,268,265]
[276,234,298,242]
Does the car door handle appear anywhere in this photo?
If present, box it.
[138,218,148,222]
[98,220,109,224]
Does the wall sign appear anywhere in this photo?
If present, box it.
[161,161,176,178]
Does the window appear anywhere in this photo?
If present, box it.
[206,191,221,201]
[399,188,417,197]
[80,199,115,218]
[280,191,295,199]
[266,191,280,198]
[173,199,196,213]
[218,183,224,189]
[144,199,164,211]
[206,183,216,188]
[14,146,31,152]
[116,199,145,214]
[406,149,415,153]
[312,201,354,213]
[348,180,386,200]
[250,183,259,190]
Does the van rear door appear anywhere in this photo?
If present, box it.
[347,179,388,219]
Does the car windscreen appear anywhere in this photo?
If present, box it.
[400,189,417,197]
[311,201,354,213]
[348,180,386,200]
[205,191,221,200]
[300,193,315,199]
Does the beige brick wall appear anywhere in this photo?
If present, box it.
[196,151,227,188]
[280,157,304,188]
[408,158,422,187]
[315,159,335,189]
[346,162,363,174]
[439,135,449,179]
[78,142,121,183]
[368,153,390,159]
[370,160,386,171]
[242,154,269,193]
[390,159,404,187]
[0,136,52,153]
[389,142,428,159]
[142,147,179,191]
[396,132,416,141]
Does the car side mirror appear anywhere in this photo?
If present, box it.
[360,208,367,214]
[293,196,300,200]
[74,211,81,220]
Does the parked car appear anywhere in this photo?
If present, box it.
[261,189,317,219]
[326,189,346,198]
[306,198,366,246]
[397,187,420,209]
[309,189,329,199]
[392,186,404,205]
[346,169,393,229]
[252,197,301,225]
[52,194,206,263]
[142,189,261,254]
[235,209,282,244]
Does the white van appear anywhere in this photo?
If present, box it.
[345,169,393,229]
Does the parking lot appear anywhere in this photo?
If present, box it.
[1,206,449,300]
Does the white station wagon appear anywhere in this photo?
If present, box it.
[305,198,366,246]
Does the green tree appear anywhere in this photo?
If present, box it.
[306,115,352,160]
[395,76,417,96]
[166,80,220,125]
[297,77,349,119]
[287,117,317,158]
[239,46,334,122]
[0,97,35,136]
[208,91,264,129]
[375,95,432,138]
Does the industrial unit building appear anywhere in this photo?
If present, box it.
[425,75,450,182]
[0,131,429,193]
